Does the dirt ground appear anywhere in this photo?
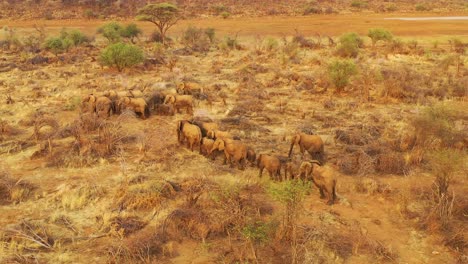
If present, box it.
[0,14,467,264]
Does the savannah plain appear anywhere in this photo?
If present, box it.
[0,0,467,263]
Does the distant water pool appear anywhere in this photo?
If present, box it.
[384,16,468,21]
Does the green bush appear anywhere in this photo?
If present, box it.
[327,59,358,91]
[351,0,368,8]
[336,32,363,58]
[98,22,142,44]
[121,23,142,44]
[221,11,230,19]
[44,37,65,56]
[204,28,216,43]
[62,29,89,46]
[264,37,279,51]
[44,29,89,55]
[84,9,95,19]
[100,43,145,72]
[415,4,431,11]
[97,22,124,43]
[386,4,398,12]
[368,28,393,46]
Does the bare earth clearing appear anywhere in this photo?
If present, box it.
[0,14,467,264]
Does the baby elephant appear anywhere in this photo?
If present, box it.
[257,154,282,181]
[299,160,337,205]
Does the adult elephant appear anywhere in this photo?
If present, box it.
[164,94,193,114]
[257,154,281,180]
[117,97,150,119]
[288,133,325,162]
[298,160,337,205]
[209,138,247,170]
[177,120,202,152]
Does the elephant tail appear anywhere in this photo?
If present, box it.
[288,135,299,158]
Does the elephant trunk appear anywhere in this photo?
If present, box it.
[288,142,295,158]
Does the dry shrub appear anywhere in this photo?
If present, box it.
[411,102,466,149]
[364,238,398,262]
[59,183,106,210]
[179,176,216,207]
[3,220,54,251]
[0,119,21,141]
[0,171,35,204]
[337,149,377,175]
[109,216,147,237]
[354,177,391,195]
[107,227,170,263]
[114,180,176,211]
[380,66,431,102]
[297,226,354,263]
[33,116,59,140]
[335,126,381,146]
[375,151,407,175]
[163,207,211,242]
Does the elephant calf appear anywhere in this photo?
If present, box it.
[299,160,337,205]
[200,137,218,159]
[257,154,282,181]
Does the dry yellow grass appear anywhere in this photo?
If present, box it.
[0,11,466,264]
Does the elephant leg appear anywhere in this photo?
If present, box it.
[319,188,326,199]
[190,141,194,152]
[259,167,264,178]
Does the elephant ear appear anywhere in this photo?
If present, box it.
[217,139,225,150]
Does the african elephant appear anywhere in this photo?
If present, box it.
[147,91,167,111]
[209,138,247,170]
[177,120,202,152]
[155,104,175,116]
[288,133,325,163]
[192,121,219,138]
[207,129,232,140]
[82,95,112,118]
[95,96,113,118]
[200,137,217,159]
[257,154,281,180]
[81,94,97,113]
[164,94,193,114]
[117,97,150,119]
[298,160,337,205]
[246,147,256,167]
[177,82,203,95]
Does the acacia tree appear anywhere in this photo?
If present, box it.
[136,3,180,45]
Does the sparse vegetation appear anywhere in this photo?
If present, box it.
[0,2,466,264]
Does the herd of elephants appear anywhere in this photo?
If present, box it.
[81,82,337,205]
